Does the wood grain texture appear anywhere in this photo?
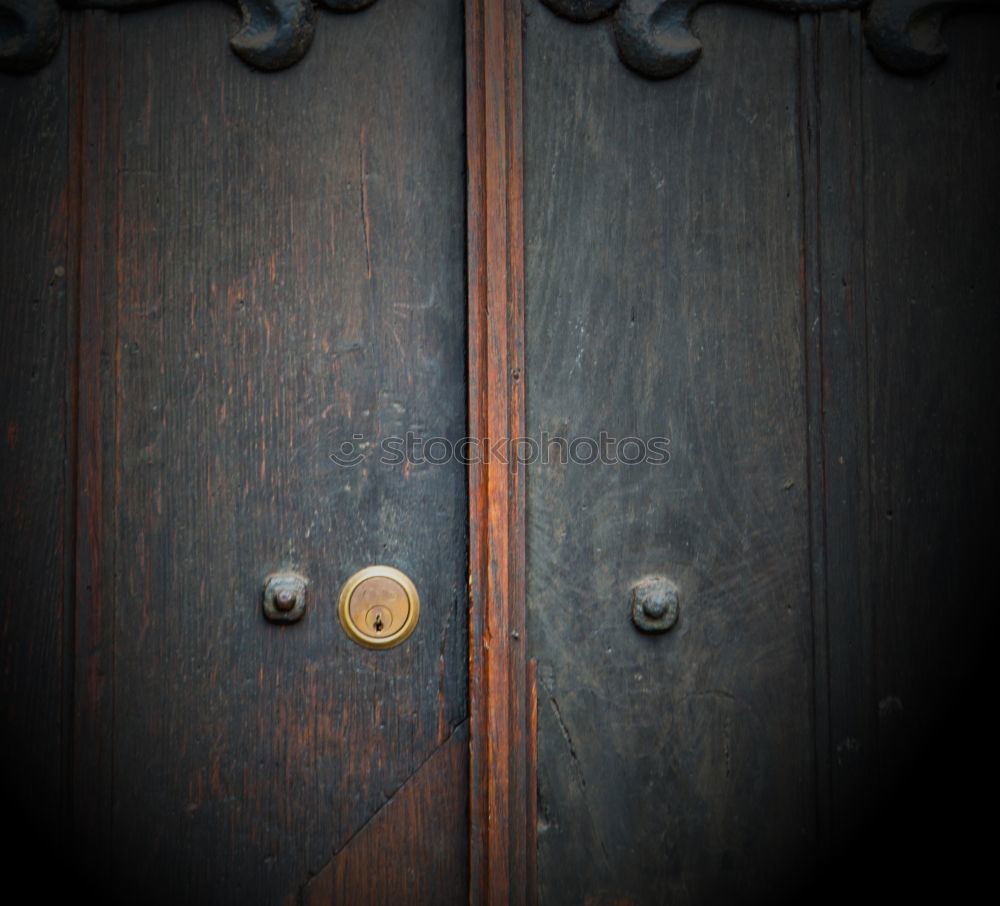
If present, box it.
[801,10,1000,895]
[530,0,1000,81]
[798,11,877,853]
[0,31,70,853]
[523,4,815,904]
[526,658,538,906]
[301,721,469,906]
[466,2,531,904]
[862,15,999,805]
[67,12,120,884]
[69,3,468,903]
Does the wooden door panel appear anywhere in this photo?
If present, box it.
[522,3,999,903]
[65,3,468,903]
[523,7,814,903]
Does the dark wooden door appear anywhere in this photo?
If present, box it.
[1,3,470,904]
[3,3,997,905]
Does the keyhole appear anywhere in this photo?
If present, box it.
[373,613,384,632]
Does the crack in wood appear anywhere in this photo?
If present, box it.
[540,680,613,872]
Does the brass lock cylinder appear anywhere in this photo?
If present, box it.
[338,565,420,649]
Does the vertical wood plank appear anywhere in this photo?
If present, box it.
[466,1,530,903]
[0,27,70,856]
[800,12,1000,897]
[797,17,831,855]
[526,658,538,906]
[798,10,877,855]
[524,5,813,904]
[68,10,120,885]
[862,8,1000,833]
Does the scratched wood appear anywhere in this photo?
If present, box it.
[524,2,1000,903]
[0,36,70,856]
[523,4,815,904]
[70,3,468,903]
[3,4,996,902]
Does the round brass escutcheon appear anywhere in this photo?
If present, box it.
[338,566,420,650]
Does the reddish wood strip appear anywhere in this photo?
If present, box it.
[466,2,530,903]
[68,10,120,884]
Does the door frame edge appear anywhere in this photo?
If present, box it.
[465,1,536,904]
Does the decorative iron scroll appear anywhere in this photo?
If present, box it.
[1,0,995,75]
[0,0,378,73]
[539,0,998,78]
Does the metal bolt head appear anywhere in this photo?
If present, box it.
[263,572,307,623]
[642,595,669,619]
[631,576,679,633]
[274,588,297,612]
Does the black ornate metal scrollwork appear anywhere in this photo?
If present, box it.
[1,0,995,75]
[539,0,999,79]
[0,1,62,73]
[0,0,379,74]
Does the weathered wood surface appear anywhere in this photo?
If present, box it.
[466,1,532,904]
[798,11,877,851]
[302,720,469,906]
[67,12,121,885]
[67,3,469,903]
[3,2,996,902]
[524,2,999,902]
[862,14,999,810]
[804,9,1000,896]
[524,5,815,903]
[0,33,70,854]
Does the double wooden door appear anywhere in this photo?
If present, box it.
[2,2,997,905]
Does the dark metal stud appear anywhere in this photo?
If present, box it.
[630,575,679,633]
[262,572,307,623]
